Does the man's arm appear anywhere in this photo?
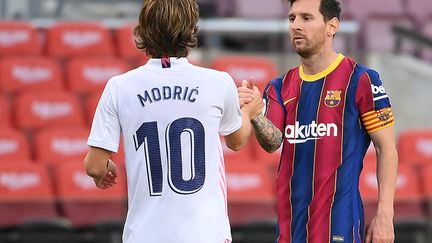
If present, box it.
[225,85,263,151]
[84,146,118,189]
[365,126,398,243]
[252,114,283,153]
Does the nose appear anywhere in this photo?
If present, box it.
[289,18,301,31]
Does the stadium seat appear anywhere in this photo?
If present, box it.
[45,22,114,58]
[345,0,404,21]
[232,0,288,19]
[66,56,129,95]
[220,136,255,165]
[421,164,432,218]
[54,161,127,227]
[211,55,278,92]
[0,56,64,94]
[115,24,147,60]
[34,127,90,165]
[360,161,425,225]
[0,163,58,227]
[406,0,432,24]
[398,129,432,166]
[363,17,415,53]
[226,162,277,226]
[0,128,30,163]
[84,93,101,125]
[14,91,84,130]
[0,95,11,128]
[0,21,41,56]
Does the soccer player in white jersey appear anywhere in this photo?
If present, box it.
[84,0,262,242]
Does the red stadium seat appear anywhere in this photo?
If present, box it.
[0,56,64,94]
[115,24,146,60]
[34,127,90,165]
[360,161,424,225]
[14,91,84,130]
[66,56,129,95]
[0,163,58,227]
[421,164,432,217]
[0,21,41,56]
[45,22,114,58]
[84,93,101,125]
[211,55,278,92]
[0,128,30,163]
[220,136,255,164]
[398,129,432,166]
[226,162,276,225]
[0,95,11,128]
[54,161,127,227]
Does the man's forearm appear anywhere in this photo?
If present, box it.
[376,146,398,213]
[252,114,283,153]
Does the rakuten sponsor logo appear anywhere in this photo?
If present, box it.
[371,84,386,95]
[0,139,18,155]
[31,101,72,119]
[12,65,53,83]
[83,66,123,84]
[285,121,338,144]
[63,31,101,48]
[51,138,87,155]
[0,31,30,47]
[0,172,40,190]
[73,171,94,190]
[226,173,261,191]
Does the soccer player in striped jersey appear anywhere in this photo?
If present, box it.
[239,0,398,242]
[83,0,263,242]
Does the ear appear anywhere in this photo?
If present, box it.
[327,17,339,37]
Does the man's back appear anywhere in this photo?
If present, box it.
[88,58,241,243]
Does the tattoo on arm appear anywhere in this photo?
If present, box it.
[252,114,283,153]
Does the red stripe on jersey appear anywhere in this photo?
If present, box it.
[276,69,302,243]
[307,59,356,243]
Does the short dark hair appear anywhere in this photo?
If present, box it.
[134,0,199,58]
[288,0,341,22]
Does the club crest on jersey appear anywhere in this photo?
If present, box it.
[324,90,342,108]
[376,107,391,121]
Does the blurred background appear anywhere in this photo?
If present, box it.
[0,0,431,242]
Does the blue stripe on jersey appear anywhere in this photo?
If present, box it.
[291,79,324,243]
[330,65,369,243]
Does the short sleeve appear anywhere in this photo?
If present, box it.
[263,78,286,133]
[87,77,122,152]
[356,69,395,134]
[219,72,242,136]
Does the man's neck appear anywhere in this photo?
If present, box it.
[300,49,339,75]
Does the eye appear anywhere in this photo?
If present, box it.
[288,16,295,23]
[304,16,311,21]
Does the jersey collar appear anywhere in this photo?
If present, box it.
[146,57,190,68]
[299,53,345,82]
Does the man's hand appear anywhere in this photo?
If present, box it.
[239,79,263,120]
[238,79,255,108]
[94,159,118,189]
[365,210,394,243]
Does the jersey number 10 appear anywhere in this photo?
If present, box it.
[133,117,206,196]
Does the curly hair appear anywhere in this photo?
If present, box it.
[287,0,341,21]
[134,0,199,58]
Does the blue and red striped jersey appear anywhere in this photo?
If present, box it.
[263,54,394,243]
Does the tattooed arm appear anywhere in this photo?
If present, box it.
[252,114,283,153]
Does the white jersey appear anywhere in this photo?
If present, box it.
[88,57,241,243]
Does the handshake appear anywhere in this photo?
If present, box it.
[237,78,264,121]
